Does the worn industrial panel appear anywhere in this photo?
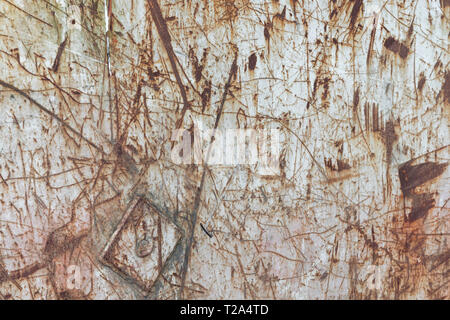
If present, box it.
[0,0,448,300]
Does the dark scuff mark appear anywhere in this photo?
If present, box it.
[440,0,450,9]
[372,104,379,132]
[418,73,426,92]
[264,21,271,53]
[200,223,213,238]
[44,225,87,260]
[264,23,270,41]
[397,158,447,226]
[307,77,318,110]
[322,77,330,101]
[367,21,376,66]
[324,158,333,170]
[349,0,363,30]
[329,8,338,21]
[306,75,331,109]
[312,77,318,98]
[382,119,397,166]
[407,11,415,40]
[189,48,203,83]
[274,5,287,21]
[353,87,360,113]
[433,59,443,73]
[148,67,161,80]
[409,193,435,222]
[384,36,409,59]
[442,71,450,103]
[248,52,257,71]
[337,159,351,171]
[428,249,450,271]
[52,35,68,72]
[201,81,211,113]
[324,158,351,172]
[364,102,369,130]
[398,161,448,196]
[133,81,142,106]
[114,143,139,176]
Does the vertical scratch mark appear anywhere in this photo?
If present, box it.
[147,0,190,129]
[52,35,68,72]
[179,55,238,298]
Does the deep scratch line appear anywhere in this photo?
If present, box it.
[179,54,237,298]
[0,79,105,154]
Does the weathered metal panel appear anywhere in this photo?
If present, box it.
[0,0,448,299]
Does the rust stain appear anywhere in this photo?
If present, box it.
[52,36,68,73]
[349,0,363,30]
[201,81,212,113]
[324,158,352,172]
[398,161,448,196]
[248,52,257,71]
[440,0,450,9]
[408,193,435,222]
[417,73,426,92]
[398,161,447,223]
[442,71,450,103]
[384,36,409,59]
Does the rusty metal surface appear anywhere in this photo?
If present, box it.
[0,0,448,299]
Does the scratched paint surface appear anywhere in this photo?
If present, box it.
[0,0,448,300]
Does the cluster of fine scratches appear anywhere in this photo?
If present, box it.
[0,0,448,300]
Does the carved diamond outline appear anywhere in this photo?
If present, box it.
[101,196,181,292]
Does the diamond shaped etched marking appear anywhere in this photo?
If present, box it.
[101,197,180,291]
